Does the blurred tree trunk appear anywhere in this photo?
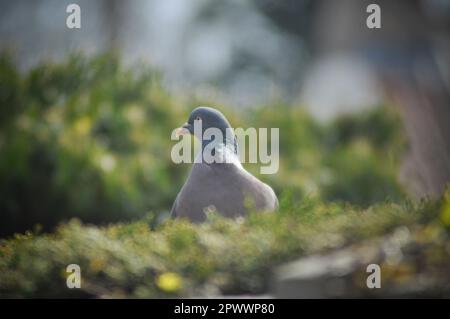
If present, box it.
[102,0,125,50]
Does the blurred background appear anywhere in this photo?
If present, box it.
[0,0,449,237]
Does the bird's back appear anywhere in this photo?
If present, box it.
[171,162,278,222]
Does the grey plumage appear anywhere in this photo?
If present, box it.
[171,106,278,222]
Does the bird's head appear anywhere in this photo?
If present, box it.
[176,106,237,154]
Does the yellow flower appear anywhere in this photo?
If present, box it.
[440,191,450,228]
[156,272,182,293]
[90,257,106,273]
[74,116,92,135]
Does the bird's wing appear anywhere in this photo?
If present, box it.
[170,193,180,218]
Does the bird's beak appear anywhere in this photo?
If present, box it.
[175,123,191,137]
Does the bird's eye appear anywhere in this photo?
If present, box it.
[195,116,201,121]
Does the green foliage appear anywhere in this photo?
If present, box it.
[243,104,405,206]
[0,53,405,236]
[0,53,446,298]
[0,53,190,236]
[0,196,447,298]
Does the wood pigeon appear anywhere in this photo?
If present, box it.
[171,106,278,222]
